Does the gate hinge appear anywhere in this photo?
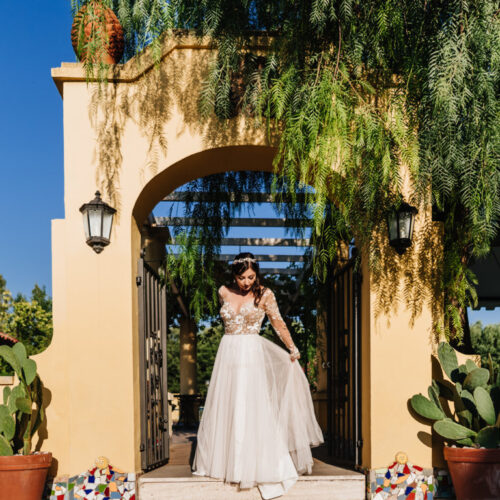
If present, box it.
[136,276,142,286]
[357,439,364,448]
[140,443,145,452]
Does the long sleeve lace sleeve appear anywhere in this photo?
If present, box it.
[263,289,300,360]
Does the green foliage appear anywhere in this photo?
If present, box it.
[410,342,500,448]
[166,230,219,324]
[0,276,12,329]
[71,1,500,342]
[166,326,180,394]
[165,172,276,323]
[0,342,45,456]
[197,323,224,398]
[0,276,53,376]
[471,321,500,384]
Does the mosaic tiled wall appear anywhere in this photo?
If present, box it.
[367,452,455,500]
[43,457,136,500]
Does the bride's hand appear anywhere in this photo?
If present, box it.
[289,346,300,362]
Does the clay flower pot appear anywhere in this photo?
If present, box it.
[444,446,500,500]
[0,452,52,500]
[71,1,124,64]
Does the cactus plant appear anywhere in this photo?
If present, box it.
[0,342,44,456]
[410,342,500,449]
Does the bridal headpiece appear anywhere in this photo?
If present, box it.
[232,256,257,265]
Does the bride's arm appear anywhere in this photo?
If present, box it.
[263,289,300,361]
[217,285,226,305]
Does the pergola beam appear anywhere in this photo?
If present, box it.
[215,254,305,262]
[168,237,311,247]
[259,268,302,275]
[154,217,311,227]
[162,192,308,203]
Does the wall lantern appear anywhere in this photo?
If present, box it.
[79,191,116,254]
[387,201,418,255]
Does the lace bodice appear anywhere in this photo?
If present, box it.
[218,286,298,354]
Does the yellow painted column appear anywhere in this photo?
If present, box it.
[362,206,442,471]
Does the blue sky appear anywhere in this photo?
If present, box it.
[0,1,498,326]
[0,1,74,298]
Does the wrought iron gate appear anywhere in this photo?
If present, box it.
[326,256,363,467]
[137,258,169,471]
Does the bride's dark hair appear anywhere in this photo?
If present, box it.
[230,252,265,306]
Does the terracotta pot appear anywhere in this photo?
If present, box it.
[444,445,500,500]
[71,1,124,64]
[0,452,52,500]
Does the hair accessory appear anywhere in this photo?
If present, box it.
[232,256,257,265]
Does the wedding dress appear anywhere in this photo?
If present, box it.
[192,286,324,499]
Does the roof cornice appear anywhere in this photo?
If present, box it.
[51,30,274,97]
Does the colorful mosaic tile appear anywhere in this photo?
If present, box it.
[43,456,136,500]
[369,452,436,500]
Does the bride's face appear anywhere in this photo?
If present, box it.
[235,267,256,292]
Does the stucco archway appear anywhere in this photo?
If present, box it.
[38,34,442,484]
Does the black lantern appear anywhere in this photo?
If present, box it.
[79,191,116,253]
[387,201,418,255]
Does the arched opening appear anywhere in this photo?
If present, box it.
[131,145,362,477]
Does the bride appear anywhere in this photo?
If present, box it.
[191,252,324,499]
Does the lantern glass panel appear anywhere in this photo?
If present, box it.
[82,211,90,239]
[102,211,113,240]
[408,211,416,239]
[88,207,103,237]
[388,213,398,241]
[399,212,412,239]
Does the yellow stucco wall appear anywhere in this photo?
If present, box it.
[36,35,443,477]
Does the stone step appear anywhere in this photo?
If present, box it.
[138,463,366,500]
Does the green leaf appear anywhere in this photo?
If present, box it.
[22,359,37,386]
[456,437,475,446]
[0,405,10,420]
[8,386,24,414]
[434,420,477,441]
[0,346,22,378]
[464,368,490,391]
[12,343,27,366]
[0,415,15,441]
[15,398,32,415]
[438,343,458,381]
[460,389,477,414]
[465,359,477,373]
[435,380,454,401]
[473,387,496,426]
[0,434,13,456]
[3,386,11,405]
[477,426,500,449]
[410,394,445,420]
[428,384,444,413]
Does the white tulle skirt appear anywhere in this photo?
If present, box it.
[192,333,324,498]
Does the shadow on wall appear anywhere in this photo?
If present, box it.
[34,384,57,475]
[369,214,443,344]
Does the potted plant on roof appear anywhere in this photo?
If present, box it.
[410,342,500,500]
[71,0,125,64]
[0,342,51,500]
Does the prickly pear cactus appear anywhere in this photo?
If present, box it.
[0,343,44,456]
[410,342,500,448]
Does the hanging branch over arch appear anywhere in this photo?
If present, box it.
[72,0,500,342]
